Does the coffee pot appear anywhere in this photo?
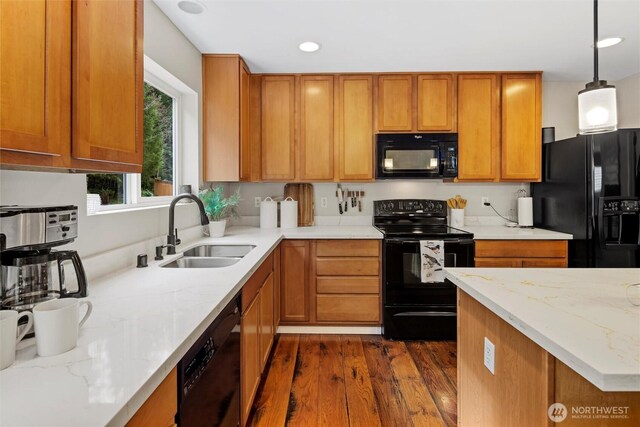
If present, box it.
[0,206,87,312]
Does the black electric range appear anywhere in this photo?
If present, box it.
[374,199,474,340]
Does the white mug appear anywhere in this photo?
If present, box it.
[33,298,92,357]
[1,310,34,370]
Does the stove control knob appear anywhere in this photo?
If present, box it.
[427,202,435,211]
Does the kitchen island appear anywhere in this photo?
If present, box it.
[445,268,640,426]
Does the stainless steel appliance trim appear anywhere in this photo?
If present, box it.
[0,212,46,249]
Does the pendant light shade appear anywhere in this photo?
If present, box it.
[578,84,617,133]
[578,0,618,134]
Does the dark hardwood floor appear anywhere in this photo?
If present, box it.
[248,334,457,427]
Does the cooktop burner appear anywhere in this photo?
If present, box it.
[373,199,473,239]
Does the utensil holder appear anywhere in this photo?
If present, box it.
[450,209,465,228]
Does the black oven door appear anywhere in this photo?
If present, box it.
[382,237,474,306]
[382,237,474,340]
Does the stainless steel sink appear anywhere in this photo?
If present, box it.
[161,257,241,269]
[182,244,256,258]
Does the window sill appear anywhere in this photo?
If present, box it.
[87,201,193,217]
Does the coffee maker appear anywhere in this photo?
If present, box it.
[0,205,87,312]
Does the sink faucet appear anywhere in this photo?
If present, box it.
[167,193,209,255]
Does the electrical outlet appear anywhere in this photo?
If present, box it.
[254,197,261,208]
[321,197,328,208]
[484,337,495,375]
[482,197,490,206]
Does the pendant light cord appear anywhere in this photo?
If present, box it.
[593,0,599,82]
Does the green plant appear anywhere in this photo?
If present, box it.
[199,186,240,221]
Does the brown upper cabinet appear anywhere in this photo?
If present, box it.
[256,74,375,182]
[336,75,374,181]
[71,0,143,171]
[0,0,70,168]
[202,55,251,181]
[377,75,413,131]
[261,75,296,181]
[299,76,335,181]
[417,74,457,131]
[457,74,501,181]
[0,0,143,173]
[376,73,456,133]
[457,72,542,182]
[500,73,542,181]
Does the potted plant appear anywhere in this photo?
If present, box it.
[198,185,240,237]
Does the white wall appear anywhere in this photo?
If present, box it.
[542,72,640,140]
[231,182,526,222]
[0,0,204,259]
[617,72,640,128]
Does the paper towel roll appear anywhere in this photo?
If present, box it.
[280,197,298,229]
[517,197,533,227]
[260,197,278,229]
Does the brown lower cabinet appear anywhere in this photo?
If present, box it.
[475,240,568,267]
[280,239,381,325]
[240,252,276,426]
[126,368,177,427]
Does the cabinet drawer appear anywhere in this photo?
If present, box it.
[241,253,273,312]
[316,295,380,322]
[316,277,379,294]
[475,258,522,268]
[316,240,379,257]
[475,240,567,258]
[522,258,568,268]
[316,258,379,276]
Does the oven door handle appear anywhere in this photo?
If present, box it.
[393,311,456,317]
[385,238,474,244]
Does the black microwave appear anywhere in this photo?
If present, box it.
[376,133,458,179]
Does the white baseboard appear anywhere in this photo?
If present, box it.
[277,325,382,335]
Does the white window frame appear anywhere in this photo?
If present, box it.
[89,56,198,214]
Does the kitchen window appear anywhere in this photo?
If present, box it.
[86,56,197,214]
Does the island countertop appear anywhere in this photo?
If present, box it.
[444,268,640,392]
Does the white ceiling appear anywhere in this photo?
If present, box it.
[153,0,640,81]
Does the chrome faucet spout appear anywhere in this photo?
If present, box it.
[167,193,209,255]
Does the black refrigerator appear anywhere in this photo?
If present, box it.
[532,129,640,268]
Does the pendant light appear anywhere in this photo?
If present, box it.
[578,0,618,134]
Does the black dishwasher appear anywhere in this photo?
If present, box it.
[177,294,241,427]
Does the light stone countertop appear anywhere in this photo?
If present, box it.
[457,225,573,240]
[445,268,640,392]
[0,226,382,427]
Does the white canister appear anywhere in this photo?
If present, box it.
[450,208,465,228]
[517,197,534,227]
[260,197,278,229]
[280,197,298,229]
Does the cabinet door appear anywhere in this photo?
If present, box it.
[475,258,523,267]
[202,55,241,181]
[0,0,70,167]
[457,74,500,181]
[72,0,143,169]
[417,74,456,131]
[259,273,275,370]
[273,244,281,328]
[501,73,542,182]
[299,76,334,181]
[126,369,177,427]
[376,75,413,131]
[261,76,296,180]
[336,75,374,181]
[240,62,251,181]
[241,295,261,426]
[280,240,309,323]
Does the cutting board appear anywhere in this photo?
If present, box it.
[284,183,314,226]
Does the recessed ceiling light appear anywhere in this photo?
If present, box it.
[298,41,320,53]
[178,0,205,15]
[594,37,624,48]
